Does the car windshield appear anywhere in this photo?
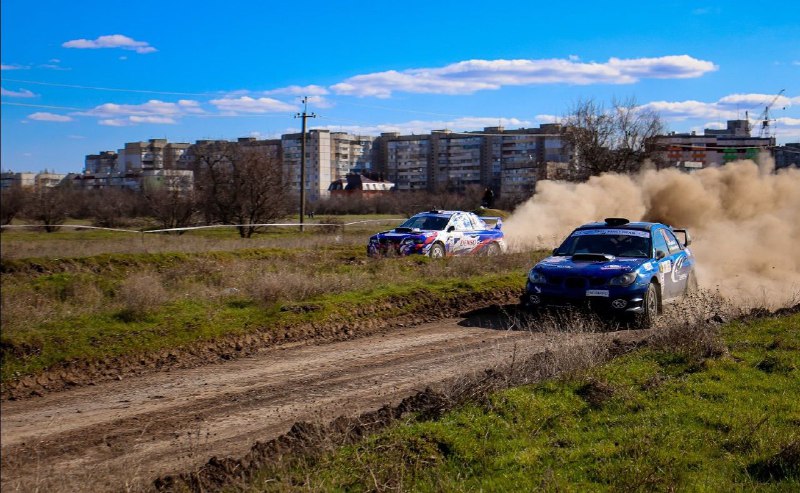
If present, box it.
[399,215,450,231]
[556,232,651,258]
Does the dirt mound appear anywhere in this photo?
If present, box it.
[2,287,522,401]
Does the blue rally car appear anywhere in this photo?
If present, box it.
[522,218,696,326]
[368,210,506,258]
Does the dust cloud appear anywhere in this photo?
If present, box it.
[504,155,800,307]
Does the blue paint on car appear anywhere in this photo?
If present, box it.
[521,217,696,326]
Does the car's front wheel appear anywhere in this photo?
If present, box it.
[637,282,660,329]
[429,243,446,258]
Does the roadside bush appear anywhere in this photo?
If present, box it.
[116,272,168,321]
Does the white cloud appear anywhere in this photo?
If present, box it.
[264,85,329,97]
[1,63,29,70]
[330,55,717,98]
[640,92,798,122]
[209,96,297,114]
[535,114,560,123]
[99,119,130,127]
[129,115,177,124]
[78,99,202,126]
[27,112,73,122]
[262,86,333,108]
[62,34,157,54]
[321,116,531,136]
[2,87,36,98]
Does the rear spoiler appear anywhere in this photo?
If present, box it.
[481,216,503,230]
[672,228,692,247]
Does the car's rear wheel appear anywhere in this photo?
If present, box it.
[637,282,660,329]
[429,243,446,258]
[484,242,500,256]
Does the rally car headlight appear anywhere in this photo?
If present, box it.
[528,270,547,284]
[609,272,638,286]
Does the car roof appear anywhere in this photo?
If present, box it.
[413,210,466,217]
[574,218,666,233]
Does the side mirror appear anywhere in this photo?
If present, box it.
[552,248,558,255]
[447,226,455,232]
[656,250,667,260]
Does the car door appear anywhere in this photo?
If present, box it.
[662,228,692,296]
[449,213,473,255]
[652,227,677,299]
[653,227,686,299]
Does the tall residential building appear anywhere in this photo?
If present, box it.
[377,133,430,191]
[117,139,190,172]
[374,124,571,196]
[281,130,376,200]
[85,151,118,175]
[654,120,775,170]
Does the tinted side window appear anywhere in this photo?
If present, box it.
[661,229,682,254]
[652,229,669,258]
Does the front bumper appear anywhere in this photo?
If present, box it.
[523,281,646,314]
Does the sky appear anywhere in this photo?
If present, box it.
[1,0,799,175]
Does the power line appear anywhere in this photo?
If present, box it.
[2,78,214,96]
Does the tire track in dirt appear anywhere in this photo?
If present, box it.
[1,315,645,492]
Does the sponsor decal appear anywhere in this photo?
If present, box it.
[460,237,479,246]
[542,257,568,263]
[643,263,654,271]
[600,265,625,270]
[534,286,542,294]
[586,289,610,297]
[659,260,672,273]
[572,229,650,238]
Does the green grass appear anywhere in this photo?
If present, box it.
[244,313,800,492]
[1,262,528,383]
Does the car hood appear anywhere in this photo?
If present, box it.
[371,228,438,240]
[534,255,651,278]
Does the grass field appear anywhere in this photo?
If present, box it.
[1,220,541,385]
[242,312,800,492]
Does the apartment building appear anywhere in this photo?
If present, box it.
[0,171,66,190]
[373,124,571,197]
[377,133,430,191]
[118,139,191,172]
[654,120,775,170]
[774,143,800,170]
[281,130,376,200]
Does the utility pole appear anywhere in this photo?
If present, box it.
[294,96,316,231]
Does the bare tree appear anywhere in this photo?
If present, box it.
[142,176,197,232]
[25,186,69,232]
[191,142,288,237]
[562,97,666,180]
[1,186,29,226]
[89,188,143,228]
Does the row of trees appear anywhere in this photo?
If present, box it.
[1,142,292,237]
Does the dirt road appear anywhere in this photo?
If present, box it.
[1,313,645,492]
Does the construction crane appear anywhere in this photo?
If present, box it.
[755,89,786,138]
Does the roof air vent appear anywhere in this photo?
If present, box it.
[604,217,630,226]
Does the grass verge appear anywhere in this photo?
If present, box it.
[221,311,800,492]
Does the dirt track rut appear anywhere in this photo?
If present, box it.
[1,315,643,492]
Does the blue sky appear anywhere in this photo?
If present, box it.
[2,0,798,174]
